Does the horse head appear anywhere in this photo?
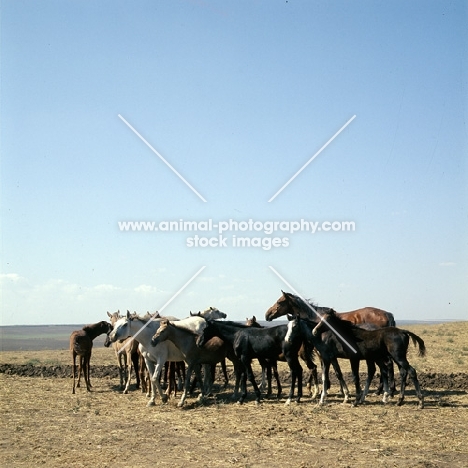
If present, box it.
[265,290,298,321]
[108,314,132,343]
[198,307,227,321]
[246,316,262,327]
[150,319,170,347]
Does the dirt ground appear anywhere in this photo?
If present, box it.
[1,322,467,467]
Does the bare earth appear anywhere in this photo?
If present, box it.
[1,321,467,467]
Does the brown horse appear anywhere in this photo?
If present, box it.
[70,321,112,394]
[265,290,395,327]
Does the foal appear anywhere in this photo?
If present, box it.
[70,321,112,394]
[105,310,141,393]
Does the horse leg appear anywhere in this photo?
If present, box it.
[350,360,362,406]
[178,363,196,407]
[408,365,424,409]
[388,359,396,397]
[304,360,319,399]
[131,350,140,390]
[144,358,162,406]
[272,361,282,399]
[360,359,376,404]
[264,361,272,396]
[165,362,177,398]
[319,360,330,405]
[285,358,302,405]
[199,364,213,401]
[177,361,186,392]
[396,364,408,406]
[239,356,261,404]
[123,351,132,394]
[330,359,350,403]
[232,360,242,400]
[72,351,77,394]
[85,353,92,391]
[162,362,169,389]
[377,359,391,404]
[220,359,229,389]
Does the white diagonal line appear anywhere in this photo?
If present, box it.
[118,114,207,202]
[268,266,357,354]
[268,115,356,202]
[117,266,206,354]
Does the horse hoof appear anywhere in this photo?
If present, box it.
[123,390,128,395]
[397,399,404,406]
[285,399,291,406]
[177,402,184,408]
[161,395,168,404]
[146,401,156,407]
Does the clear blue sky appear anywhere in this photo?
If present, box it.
[1,0,467,325]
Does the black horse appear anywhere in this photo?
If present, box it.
[287,311,425,408]
[196,320,303,405]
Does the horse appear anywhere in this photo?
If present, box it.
[196,320,303,405]
[108,312,186,406]
[70,321,112,394]
[266,291,395,396]
[150,319,229,407]
[311,309,425,408]
[104,310,141,394]
[266,290,395,326]
[245,316,283,397]
[246,316,320,399]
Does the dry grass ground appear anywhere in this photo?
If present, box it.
[1,321,467,467]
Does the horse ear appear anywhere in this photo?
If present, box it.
[252,316,256,321]
[126,310,131,319]
[190,311,195,316]
[107,311,111,318]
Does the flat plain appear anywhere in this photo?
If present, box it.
[1,321,467,467]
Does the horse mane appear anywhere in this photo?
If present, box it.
[289,294,332,319]
[163,319,200,336]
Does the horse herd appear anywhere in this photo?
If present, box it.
[69,291,426,409]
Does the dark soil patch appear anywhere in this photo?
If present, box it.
[1,363,467,391]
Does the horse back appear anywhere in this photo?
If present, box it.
[234,325,287,358]
[338,307,394,328]
[70,330,92,355]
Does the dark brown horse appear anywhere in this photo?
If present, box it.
[265,290,395,327]
[245,316,320,399]
[70,321,112,394]
[306,309,425,408]
[245,316,282,397]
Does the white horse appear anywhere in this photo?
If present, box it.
[108,312,185,406]
[171,307,227,334]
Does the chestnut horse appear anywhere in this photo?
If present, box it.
[265,290,395,327]
[70,321,112,394]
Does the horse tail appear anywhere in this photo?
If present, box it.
[405,331,426,357]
